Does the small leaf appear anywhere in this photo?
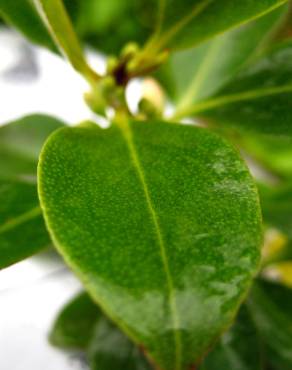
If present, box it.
[185,40,292,138]
[248,280,292,370]
[144,0,287,52]
[201,305,263,370]
[0,0,55,50]
[0,114,64,269]
[89,317,153,370]
[259,182,292,239]
[168,6,287,109]
[39,119,262,370]
[50,291,101,350]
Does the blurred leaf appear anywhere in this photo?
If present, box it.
[0,0,55,50]
[262,230,292,266]
[50,291,101,350]
[185,40,292,139]
[238,133,292,179]
[144,0,288,52]
[201,305,263,370]
[38,119,262,370]
[248,280,292,370]
[89,317,153,370]
[0,114,64,269]
[167,6,287,107]
[70,0,151,55]
[259,182,292,239]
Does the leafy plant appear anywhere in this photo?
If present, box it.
[0,0,292,369]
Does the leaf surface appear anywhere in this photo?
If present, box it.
[145,0,287,52]
[168,6,286,109]
[39,120,262,370]
[187,40,292,138]
[0,114,64,269]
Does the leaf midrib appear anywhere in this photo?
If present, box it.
[117,118,182,370]
[174,83,292,119]
[175,37,223,113]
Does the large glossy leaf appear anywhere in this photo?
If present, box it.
[200,305,262,370]
[39,119,262,370]
[50,291,101,350]
[248,280,292,370]
[0,0,55,50]
[185,40,292,138]
[0,114,64,269]
[144,0,287,52]
[89,317,153,370]
[168,6,286,109]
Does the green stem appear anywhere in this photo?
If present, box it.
[34,0,100,85]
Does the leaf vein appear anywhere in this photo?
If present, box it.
[118,118,182,370]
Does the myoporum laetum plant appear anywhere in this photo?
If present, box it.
[1,0,292,369]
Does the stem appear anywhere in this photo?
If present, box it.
[34,0,101,85]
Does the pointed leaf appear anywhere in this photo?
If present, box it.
[0,114,64,269]
[201,305,263,370]
[248,280,292,370]
[38,120,262,370]
[50,291,101,350]
[186,40,292,138]
[0,0,55,50]
[144,0,287,52]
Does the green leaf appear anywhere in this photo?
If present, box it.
[0,0,55,50]
[39,119,262,370]
[69,0,150,55]
[144,0,287,52]
[237,132,292,179]
[89,317,153,370]
[258,182,292,239]
[34,0,99,83]
[50,289,153,368]
[248,280,292,370]
[183,40,292,138]
[168,6,287,109]
[50,291,101,350]
[201,305,263,370]
[0,114,64,269]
